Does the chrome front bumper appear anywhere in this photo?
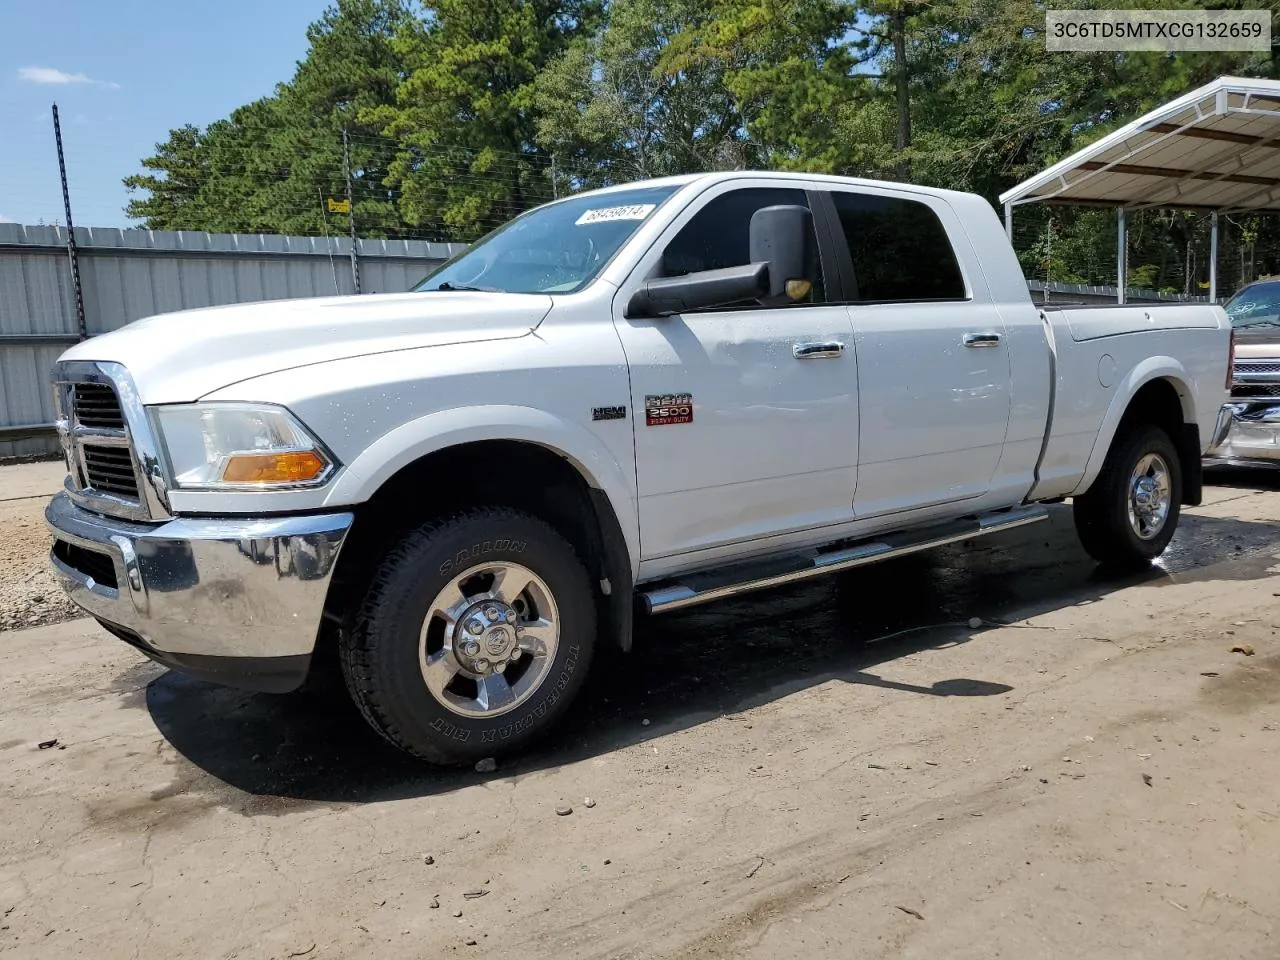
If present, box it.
[45,493,353,691]
[1205,400,1280,467]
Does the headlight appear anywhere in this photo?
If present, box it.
[153,403,335,490]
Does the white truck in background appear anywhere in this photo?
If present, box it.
[45,171,1232,764]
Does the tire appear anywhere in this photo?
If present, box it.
[340,507,596,764]
[1072,424,1182,568]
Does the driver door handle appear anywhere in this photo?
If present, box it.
[793,341,845,359]
[962,332,1002,348]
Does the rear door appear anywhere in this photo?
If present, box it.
[820,187,1012,518]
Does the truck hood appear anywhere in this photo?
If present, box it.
[58,291,552,404]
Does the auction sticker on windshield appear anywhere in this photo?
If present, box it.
[575,204,657,226]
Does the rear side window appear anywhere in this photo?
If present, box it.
[829,192,965,302]
[661,187,824,305]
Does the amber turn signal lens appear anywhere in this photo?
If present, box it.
[220,450,327,484]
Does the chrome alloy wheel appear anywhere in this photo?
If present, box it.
[418,562,559,718]
[1127,452,1172,541]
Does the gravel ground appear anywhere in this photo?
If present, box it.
[0,471,1277,958]
[0,467,80,631]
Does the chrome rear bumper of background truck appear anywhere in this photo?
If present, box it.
[1205,400,1280,467]
[45,493,353,692]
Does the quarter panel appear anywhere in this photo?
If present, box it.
[1028,311,1228,500]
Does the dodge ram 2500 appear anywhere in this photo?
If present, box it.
[45,171,1232,764]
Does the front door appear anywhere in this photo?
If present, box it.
[612,183,859,565]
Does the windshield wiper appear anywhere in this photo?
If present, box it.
[432,281,501,292]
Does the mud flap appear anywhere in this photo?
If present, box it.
[588,487,635,652]
[1180,423,1203,507]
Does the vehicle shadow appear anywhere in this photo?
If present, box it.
[1204,465,1280,492]
[142,501,1280,806]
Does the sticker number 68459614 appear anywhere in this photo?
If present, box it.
[574,204,656,226]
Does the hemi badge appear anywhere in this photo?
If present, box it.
[592,405,627,422]
[645,393,693,426]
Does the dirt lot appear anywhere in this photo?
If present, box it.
[0,461,80,632]
[1,466,1279,959]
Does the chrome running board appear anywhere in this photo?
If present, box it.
[638,504,1049,615]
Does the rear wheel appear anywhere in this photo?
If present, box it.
[340,508,596,764]
[1073,424,1182,568]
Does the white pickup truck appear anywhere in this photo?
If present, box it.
[45,171,1232,764]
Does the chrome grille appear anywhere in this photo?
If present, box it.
[1233,382,1280,398]
[52,362,167,522]
[1232,358,1280,399]
[1236,361,1280,375]
[81,445,141,498]
[72,383,126,428]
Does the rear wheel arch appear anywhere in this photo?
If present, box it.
[1078,372,1201,506]
[1118,376,1189,439]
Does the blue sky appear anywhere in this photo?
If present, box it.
[0,0,326,227]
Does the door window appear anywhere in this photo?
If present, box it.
[660,187,825,306]
[829,192,965,302]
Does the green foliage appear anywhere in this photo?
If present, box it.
[676,0,860,170]
[124,0,1280,282]
[369,0,599,238]
[123,124,212,228]
[125,0,414,235]
[532,0,750,186]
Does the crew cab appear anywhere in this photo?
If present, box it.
[44,172,1232,765]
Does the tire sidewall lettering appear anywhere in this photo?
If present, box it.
[438,538,527,577]
[478,645,579,744]
[429,717,471,743]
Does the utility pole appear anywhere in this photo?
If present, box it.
[52,104,87,339]
[342,128,361,294]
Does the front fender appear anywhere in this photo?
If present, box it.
[321,404,640,571]
[1070,356,1194,498]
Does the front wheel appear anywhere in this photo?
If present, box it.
[1072,424,1182,568]
[340,508,596,764]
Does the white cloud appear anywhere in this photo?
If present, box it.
[18,66,119,89]
[0,214,14,223]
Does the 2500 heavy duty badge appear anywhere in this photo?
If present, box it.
[645,393,694,426]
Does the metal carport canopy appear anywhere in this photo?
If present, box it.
[999,75,1280,303]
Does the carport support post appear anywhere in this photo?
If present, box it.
[1209,210,1219,303]
[1004,201,1012,242]
[1117,207,1127,305]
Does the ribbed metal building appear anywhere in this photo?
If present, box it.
[0,224,463,457]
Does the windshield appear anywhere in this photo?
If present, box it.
[414,185,679,295]
[1225,281,1280,328]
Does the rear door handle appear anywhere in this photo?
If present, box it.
[793,341,845,359]
[962,332,1002,348]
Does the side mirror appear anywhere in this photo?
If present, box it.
[749,204,811,300]
[626,262,769,318]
